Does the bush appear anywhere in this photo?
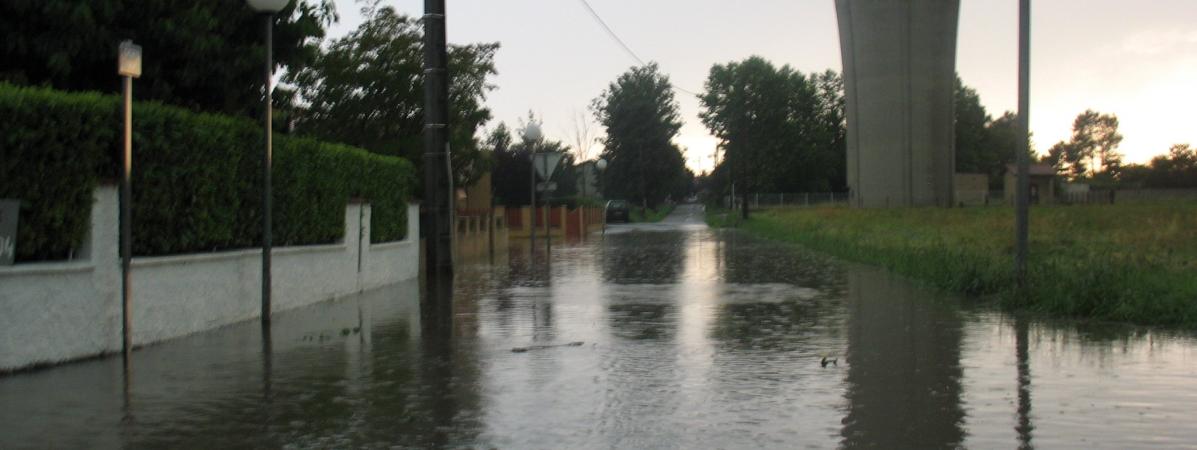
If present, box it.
[0,84,415,262]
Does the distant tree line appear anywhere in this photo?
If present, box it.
[1041,109,1195,189]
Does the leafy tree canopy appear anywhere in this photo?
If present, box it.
[592,63,690,208]
[0,0,334,117]
[698,56,844,216]
[287,5,498,187]
[488,116,578,206]
[1044,109,1123,181]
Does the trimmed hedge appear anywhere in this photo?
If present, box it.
[0,84,414,262]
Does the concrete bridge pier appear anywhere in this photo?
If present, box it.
[836,0,960,208]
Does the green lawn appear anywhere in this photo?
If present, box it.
[709,203,1197,326]
[630,204,675,223]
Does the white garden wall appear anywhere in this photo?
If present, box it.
[0,185,419,372]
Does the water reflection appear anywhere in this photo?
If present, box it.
[1015,315,1034,449]
[840,266,965,448]
[3,209,1197,448]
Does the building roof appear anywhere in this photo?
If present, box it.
[1006,163,1057,176]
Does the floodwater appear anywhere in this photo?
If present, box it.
[2,205,1196,449]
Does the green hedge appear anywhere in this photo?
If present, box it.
[0,84,414,262]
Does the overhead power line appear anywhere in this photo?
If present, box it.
[573,0,701,97]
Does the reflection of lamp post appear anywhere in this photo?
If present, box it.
[523,123,543,250]
[247,0,289,325]
[117,40,141,358]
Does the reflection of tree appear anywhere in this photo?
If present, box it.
[115,278,490,448]
[713,230,845,295]
[601,230,687,284]
[840,266,965,448]
[709,301,835,351]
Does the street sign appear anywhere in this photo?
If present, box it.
[536,181,558,192]
[0,199,18,266]
[533,152,564,180]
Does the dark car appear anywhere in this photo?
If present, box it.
[605,200,630,223]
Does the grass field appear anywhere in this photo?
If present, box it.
[708,203,1197,326]
[630,204,675,223]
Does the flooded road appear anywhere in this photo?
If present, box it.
[3,204,1196,448]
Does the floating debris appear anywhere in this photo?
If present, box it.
[511,341,585,353]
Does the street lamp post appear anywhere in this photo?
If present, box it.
[117,40,141,358]
[247,0,288,325]
[524,123,543,251]
[594,159,608,234]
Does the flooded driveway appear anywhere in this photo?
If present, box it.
[2,204,1196,448]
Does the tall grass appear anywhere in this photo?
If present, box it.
[718,203,1197,326]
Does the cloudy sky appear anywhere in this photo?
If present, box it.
[327,0,1197,172]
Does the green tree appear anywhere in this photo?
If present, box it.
[1046,109,1124,181]
[698,56,829,218]
[288,6,498,187]
[1044,140,1081,178]
[954,77,994,176]
[814,70,848,192]
[984,111,1036,188]
[1071,110,1124,180]
[954,79,1036,189]
[0,0,333,117]
[592,63,689,210]
[489,116,578,206]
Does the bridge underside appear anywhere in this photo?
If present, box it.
[836,0,959,208]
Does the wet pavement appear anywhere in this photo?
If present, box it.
[3,204,1197,449]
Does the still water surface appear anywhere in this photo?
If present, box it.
[1,205,1195,449]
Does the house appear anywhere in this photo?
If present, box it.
[1004,163,1057,204]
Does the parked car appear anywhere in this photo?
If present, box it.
[605,200,630,223]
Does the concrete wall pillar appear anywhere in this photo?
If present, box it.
[836,0,959,208]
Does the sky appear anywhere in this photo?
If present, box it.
[326,0,1197,173]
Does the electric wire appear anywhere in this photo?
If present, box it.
[573,0,701,97]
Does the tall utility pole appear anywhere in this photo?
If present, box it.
[423,0,453,283]
[1014,0,1031,287]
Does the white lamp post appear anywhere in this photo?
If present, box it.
[247,0,288,325]
[524,123,543,248]
[595,158,608,234]
[117,40,141,358]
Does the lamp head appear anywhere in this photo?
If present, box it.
[522,122,543,142]
[595,158,608,171]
